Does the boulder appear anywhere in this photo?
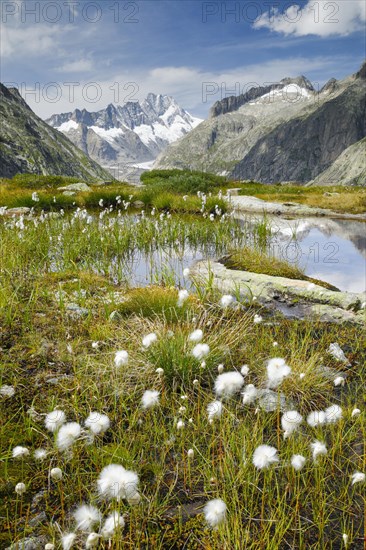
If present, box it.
[58,182,91,193]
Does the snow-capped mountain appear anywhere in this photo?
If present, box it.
[46,94,202,182]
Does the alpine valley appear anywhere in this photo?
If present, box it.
[46,94,202,182]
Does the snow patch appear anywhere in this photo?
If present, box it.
[58,120,79,132]
[89,126,125,144]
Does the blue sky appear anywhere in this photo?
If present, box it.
[1,0,365,118]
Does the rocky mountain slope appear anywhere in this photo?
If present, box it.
[0,83,112,181]
[46,94,202,182]
[155,62,366,185]
[308,138,366,186]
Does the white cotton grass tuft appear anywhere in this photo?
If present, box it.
[141,390,160,410]
[207,400,223,421]
[351,471,365,485]
[334,376,345,387]
[291,454,306,471]
[114,350,128,367]
[307,411,326,428]
[34,448,48,461]
[0,384,15,397]
[203,498,227,528]
[311,440,327,462]
[342,534,348,547]
[97,464,139,502]
[351,408,361,417]
[15,482,26,495]
[45,410,66,433]
[155,367,164,376]
[61,533,76,550]
[266,357,291,388]
[192,343,210,360]
[177,419,185,429]
[183,267,190,278]
[12,446,29,459]
[85,412,110,435]
[50,467,63,481]
[73,503,101,532]
[56,422,81,452]
[101,512,125,539]
[324,404,343,424]
[187,448,194,458]
[281,410,303,438]
[142,332,158,348]
[45,544,55,550]
[220,294,235,308]
[214,371,244,398]
[253,314,263,324]
[188,329,203,343]
[85,533,101,548]
[177,289,189,307]
[217,364,224,373]
[252,444,279,470]
[242,384,258,405]
[240,365,249,376]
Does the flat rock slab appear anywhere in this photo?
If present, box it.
[58,182,91,192]
[228,194,366,221]
[192,261,366,324]
[2,207,31,217]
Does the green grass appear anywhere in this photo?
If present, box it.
[237,182,366,215]
[141,169,228,194]
[223,247,339,291]
[0,199,365,549]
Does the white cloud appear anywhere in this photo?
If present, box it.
[253,0,366,37]
[0,24,61,57]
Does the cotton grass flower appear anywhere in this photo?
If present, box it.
[141,390,160,410]
[142,332,157,348]
[307,411,326,427]
[56,422,81,452]
[74,504,101,532]
[0,384,15,397]
[240,365,249,376]
[177,289,189,306]
[266,358,291,388]
[114,350,128,367]
[324,404,342,424]
[12,446,29,459]
[45,544,55,550]
[311,440,327,462]
[192,343,210,360]
[188,329,203,343]
[101,512,125,539]
[183,267,190,278]
[351,471,365,485]
[177,419,185,429]
[242,384,258,405]
[187,448,194,458]
[351,408,361,417]
[97,464,139,502]
[155,367,164,376]
[253,314,263,324]
[214,371,244,398]
[342,534,349,547]
[203,499,227,528]
[85,533,101,548]
[291,454,306,471]
[50,467,63,481]
[220,294,235,308]
[61,533,76,550]
[217,364,224,373]
[15,482,26,495]
[45,409,66,432]
[207,400,223,421]
[34,448,48,461]
[85,412,110,435]
[334,376,345,387]
[252,444,279,470]
[281,410,303,438]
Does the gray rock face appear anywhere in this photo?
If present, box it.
[156,62,366,185]
[308,138,366,186]
[192,260,366,324]
[0,83,112,181]
[46,94,202,182]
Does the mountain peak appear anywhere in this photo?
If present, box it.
[279,75,314,91]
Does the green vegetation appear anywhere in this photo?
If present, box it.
[237,182,366,214]
[141,169,228,194]
[0,174,364,548]
[224,247,339,290]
